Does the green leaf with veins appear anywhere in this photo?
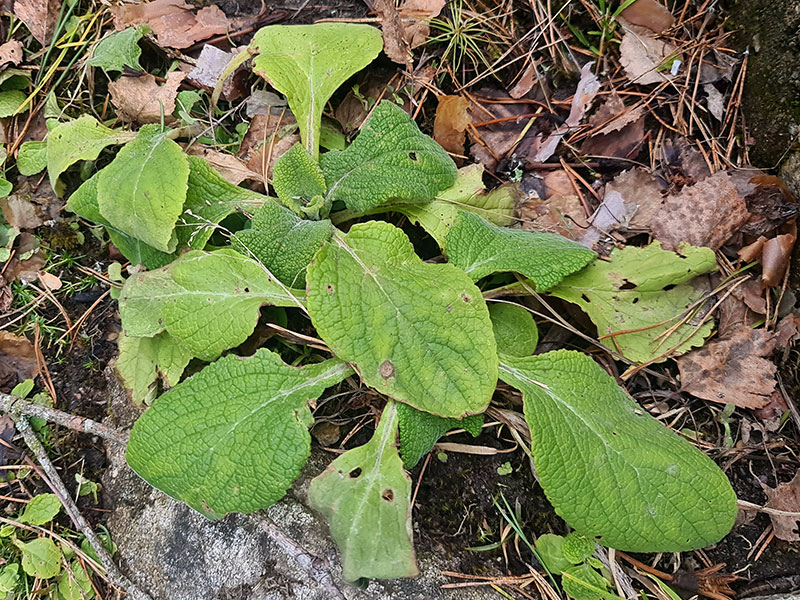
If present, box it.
[18,493,61,525]
[16,141,47,176]
[321,101,457,214]
[548,241,717,363]
[489,303,538,356]
[119,249,303,360]
[309,401,418,581]
[446,210,596,289]
[562,564,613,600]
[58,560,95,600]
[115,331,193,405]
[436,163,516,226]
[87,26,147,73]
[0,90,26,117]
[272,143,327,216]
[0,563,19,594]
[396,402,483,468]
[47,115,135,192]
[535,533,571,575]
[127,349,352,518]
[97,125,188,253]
[232,200,332,287]
[499,350,737,552]
[14,538,62,579]
[307,221,497,418]
[67,174,175,269]
[250,23,382,159]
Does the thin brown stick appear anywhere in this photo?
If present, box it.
[0,392,128,445]
[16,416,153,600]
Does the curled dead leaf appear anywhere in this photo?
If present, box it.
[109,72,186,124]
[187,45,248,102]
[374,0,411,67]
[761,232,796,288]
[238,112,300,182]
[399,0,446,48]
[14,0,60,46]
[433,95,471,156]
[185,146,262,186]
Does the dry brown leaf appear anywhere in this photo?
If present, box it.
[517,170,588,239]
[619,0,674,33]
[761,232,796,288]
[677,325,777,409]
[661,138,711,184]
[14,0,60,45]
[509,61,538,99]
[109,72,186,124]
[704,83,725,122]
[717,279,762,338]
[38,271,61,291]
[0,40,23,66]
[185,146,262,185]
[603,168,665,230]
[239,112,299,182]
[651,171,749,250]
[375,0,411,67]
[529,62,600,163]
[433,95,471,156]
[763,471,800,542]
[4,232,44,283]
[619,23,679,85]
[582,93,646,159]
[399,0,446,48]
[110,0,227,49]
[0,177,62,230]
[187,45,248,102]
[0,330,39,393]
[0,276,11,313]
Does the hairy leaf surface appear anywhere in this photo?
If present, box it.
[396,402,483,468]
[446,211,596,289]
[47,115,135,191]
[127,349,352,518]
[115,331,192,405]
[548,242,717,362]
[272,142,327,213]
[309,401,417,581]
[489,303,538,356]
[499,350,737,551]
[233,200,332,287]
[250,24,382,158]
[97,125,188,252]
[16,141,47,176]
[119,249,303,359]
[307,221,497,418]
[321,102,457,214]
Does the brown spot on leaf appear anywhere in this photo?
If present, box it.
[461,293,471,303]
[379,360,395,379]
[381,489,394,502]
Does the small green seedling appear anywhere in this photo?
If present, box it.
[55,22,738,584]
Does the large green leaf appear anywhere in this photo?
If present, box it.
[548,242,717,363]
[446,211,596,289]
[321,101,457,214]
[250,23,382,158]
[232,200,332,287]
[97,125,189,253]
[119,249,303,360]
[396,402,483,468]
[115,331,193,405]
[499,350,737,552]
[67,174,175,269]
[14,538,61,579]
[309,401,417,581]
[0,90,26,117]
[87,26,145,73]
[272,142,327,217]
[46,115,135,192]
[127,349,352,519]
[307,221,497,418]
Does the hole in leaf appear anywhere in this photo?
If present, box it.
[581,293,591,303]
[461,293,471,303]
[326,284,334,294]
[663,283,676,291]
[619,279,636,290]
[632,297,639,304]
[382,489,394,502]
[379,360,395,379]
[408,151,418,162]
[349,467,362,478]
[244,287,250,293]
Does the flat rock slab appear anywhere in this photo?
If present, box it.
[101,372,496,600]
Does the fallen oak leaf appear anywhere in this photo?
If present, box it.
[762,470,800,542]
[109,72,186,124]
[677,325,777,409]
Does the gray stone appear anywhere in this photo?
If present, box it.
[101,372,497,600]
